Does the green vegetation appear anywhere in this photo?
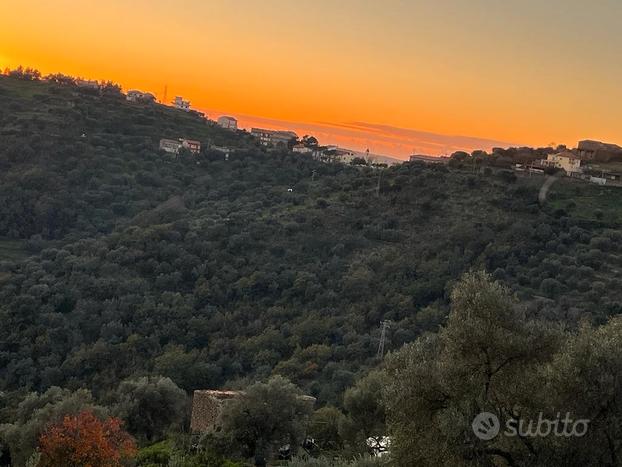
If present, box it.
[384,271,622,466]
[2,72,622,466]
[547,179,622,223]
[286,456,388,467]
[218,376,313,460]
[0,238,31,262]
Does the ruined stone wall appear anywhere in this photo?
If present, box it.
[189,389,317,433]
[190,390,242,433]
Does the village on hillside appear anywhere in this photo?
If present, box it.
[68,81,622,181]
[410,141,622,187]
[123,87,368,165]
[10,67,621,182]
[509,140,622,186]
[128,83,622,184]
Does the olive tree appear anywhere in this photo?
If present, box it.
[219,376,313,460]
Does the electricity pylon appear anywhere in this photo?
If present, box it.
[377,320,391,359]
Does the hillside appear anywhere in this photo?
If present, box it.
[1,74,622,408]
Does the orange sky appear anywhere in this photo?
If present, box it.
[2,0,622,158]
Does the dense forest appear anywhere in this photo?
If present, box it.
[2,72,622,466]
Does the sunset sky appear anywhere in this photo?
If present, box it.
[2,0,622,158]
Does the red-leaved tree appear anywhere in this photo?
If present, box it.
[38,410,136,467]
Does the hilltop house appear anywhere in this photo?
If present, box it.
[159,138,201,155]
[217,116,238,130]
[159,138,182,154]
[126,90,155,103]
[173,96,190,111]
[182,139,201,154]
[545,151,583,174]
[75,79,99,89]
[251,128,298,147]
[577,140,622,162]
[293,144,312,154]
[314,146,357,163]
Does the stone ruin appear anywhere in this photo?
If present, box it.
[190,389,242,433]
[190,389,317,433]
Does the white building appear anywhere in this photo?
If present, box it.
[545,151,582,174]
[590,176,607,186]
[217,116,238,130]
[159,138,200,155]
[292,144,312,154]
[251,128,298,146]
[173,96,190,111]
[159,138,182,154]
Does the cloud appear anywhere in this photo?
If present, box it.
[319,121,516,155]
[199,106,516,159]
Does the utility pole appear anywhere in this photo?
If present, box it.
[376,169,383,197]
[377,320,391,359]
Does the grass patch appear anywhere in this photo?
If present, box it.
[547,179,622,223]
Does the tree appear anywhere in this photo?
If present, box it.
[113,376,188,442]
[219,376,313,460]
[6,66,41,81]
[384,271,561,466]
[471,150,488,159]
[38,411,136,467]
[539,318,622,466]
[450,151,470,161]
[383,274,622,466]
[301,135,319,147]
[0,387,104,466]
[100,81,123,97]
[44,73,76,86]
[340,371,386,454]
[308,406,346,452]
[154,346,221,391]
